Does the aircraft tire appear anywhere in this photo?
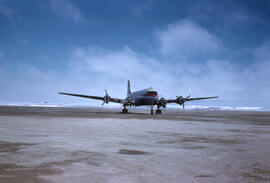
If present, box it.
[122,109,128,113]
[156,109,162,114]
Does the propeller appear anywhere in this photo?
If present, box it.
[176,95,191,109]
[102,89,111,106]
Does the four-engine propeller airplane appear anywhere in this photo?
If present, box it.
[59,80,218,114]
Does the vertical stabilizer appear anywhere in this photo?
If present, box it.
[127,80,131,96]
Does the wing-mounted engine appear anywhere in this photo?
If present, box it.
[102,89,111,106]
[176,95,191,109]
[123,97,135,107]
[158,97,167,108]
[176,96,183,105]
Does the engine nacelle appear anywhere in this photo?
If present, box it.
[103,95,110,104]
[158,98,167,108]
[176,96,184,105]
[124,97,134,106]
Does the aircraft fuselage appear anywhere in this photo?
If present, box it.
[127,88,158,106]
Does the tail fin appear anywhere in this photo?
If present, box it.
[127,80,131,96]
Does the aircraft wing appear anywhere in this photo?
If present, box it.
[165,96,218,103]
[160,96,218,109]
[165,99,178,103]
[185,96,218,101]
[59,92,123,103]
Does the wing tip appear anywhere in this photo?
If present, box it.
[58,92,67,95]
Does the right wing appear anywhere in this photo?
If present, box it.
[59,92,123,103]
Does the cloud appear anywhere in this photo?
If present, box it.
[0,18,269,109]
[155,19,222,59]
[0,42,269,108]
[254,41,270,62]
[68,46,241,100]
[71,46,161,81]
[245,41,270,99]
[66,46,176,98]
[0,46,241,103]
[0,3,15,24]
[50,0,83,23]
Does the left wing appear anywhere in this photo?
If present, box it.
[185,96,218,102]
[166,96,218,104]
[158,96,218,109]
[59,92,123,104]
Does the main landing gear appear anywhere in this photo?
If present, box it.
[155,105,162,114]
[151,107,154,115]
[150,106,162,115]
[122,108,128,113]
[122,105,162,115]
[122,105,128,113]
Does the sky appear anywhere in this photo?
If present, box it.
[0,0,270,109]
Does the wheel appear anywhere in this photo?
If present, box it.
[151,109,154,115]
[156,109,161,114]
[122,109,128,113]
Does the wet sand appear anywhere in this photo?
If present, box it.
[0,106,270,182]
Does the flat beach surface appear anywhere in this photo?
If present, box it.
[0,106,270,183]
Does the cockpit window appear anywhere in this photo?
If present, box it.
[147,91,157,95]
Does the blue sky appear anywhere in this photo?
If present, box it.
[0,0,270,109]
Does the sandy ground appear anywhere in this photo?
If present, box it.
[0,106,270,183]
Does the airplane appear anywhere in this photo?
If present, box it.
[59,80,218,114]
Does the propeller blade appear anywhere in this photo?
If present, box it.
[105,89,108,96]
[183,102,185,110]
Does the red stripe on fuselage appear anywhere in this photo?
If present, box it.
[143,94,158,98]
